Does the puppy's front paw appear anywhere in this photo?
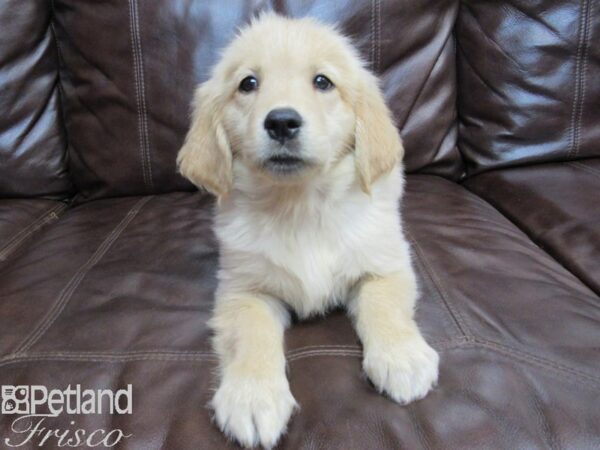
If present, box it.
[363,333,439,404]
[211,373,297,449]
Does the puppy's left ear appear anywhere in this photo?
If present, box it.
[354,71,404,193]
[177,83,232,198]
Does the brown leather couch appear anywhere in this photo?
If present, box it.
[1,1,598,448]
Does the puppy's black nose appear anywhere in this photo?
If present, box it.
[264,108,302,144]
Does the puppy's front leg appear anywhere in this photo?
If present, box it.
[349,271,439,404]
[210,293,296,449]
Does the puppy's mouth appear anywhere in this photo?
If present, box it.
[262,153,309,174]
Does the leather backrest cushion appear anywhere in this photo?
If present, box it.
[457,0,600,175]
[0,0,72,198]
[52,0,462,199]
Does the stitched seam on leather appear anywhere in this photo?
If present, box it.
[288,349,363,362]
[15,350,216,358]
[2,344,597,391]
[0,204,63,253]
[0,339,470,367]
[289,338,471,358]
[2,341,596,391]
[286,338,473,357]
[128,0,154,191]
[287,338,472,362]
[567,0,585,158]
[568,0,591,159]
[0,203,67,262]
[0,203,63,259]
[529,386,559,450]
[134,0,154,189]
[408,406,434,450]
[0,339,473,367]
[0,353,217,369]
[412,254,471,339]
[576,0,593,159]
[286,344,361,357]
[474,338,600,388]
[13,197,152,355]
[128,0,146,189]
[405,228,470,338]
[471,347,600,391]
[572,0,592,159]
[568,160,600,180]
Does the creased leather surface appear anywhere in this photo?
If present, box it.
[51,0,462,200]
[464,158,600,296]
[457,0,600,174]
[1,175,598,448]
[0,0,72,198]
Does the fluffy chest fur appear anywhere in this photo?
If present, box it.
[214,160,406,318]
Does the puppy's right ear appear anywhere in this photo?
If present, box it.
[177,83,232,197]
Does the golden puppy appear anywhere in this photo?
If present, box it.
[178,13,438,449]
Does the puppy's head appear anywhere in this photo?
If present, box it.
[177,13,403,197]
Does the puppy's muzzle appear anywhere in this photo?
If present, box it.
[262,108,311,175]
[264,108,302,145]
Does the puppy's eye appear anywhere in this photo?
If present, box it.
[239,76,259,93]
[313,74,334,91]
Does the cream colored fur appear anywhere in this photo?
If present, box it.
[177,13,438,449]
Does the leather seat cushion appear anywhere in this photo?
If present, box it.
[0,175,598,447]
[464,159,600,295]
